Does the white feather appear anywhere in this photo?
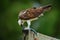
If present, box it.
[18,19,21,25]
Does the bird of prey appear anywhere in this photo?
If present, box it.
[18,4,51,29]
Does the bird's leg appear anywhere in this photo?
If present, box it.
[26,20,31,40]
[26,20,31,29]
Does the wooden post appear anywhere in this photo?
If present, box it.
[23,30,59,40]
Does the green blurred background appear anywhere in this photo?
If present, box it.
[0,0,60,40]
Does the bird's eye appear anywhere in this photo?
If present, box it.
[33,7,36,9]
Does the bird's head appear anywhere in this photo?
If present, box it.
[42,4,52,11]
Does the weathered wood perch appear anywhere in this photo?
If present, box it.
[36,33,59,40]
[22,28,60,40]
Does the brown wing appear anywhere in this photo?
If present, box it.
[18,8,43,20]
[19,4,51,20]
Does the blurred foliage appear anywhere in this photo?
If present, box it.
[0,0,60,40]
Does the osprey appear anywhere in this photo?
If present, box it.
[18,4,51,29]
